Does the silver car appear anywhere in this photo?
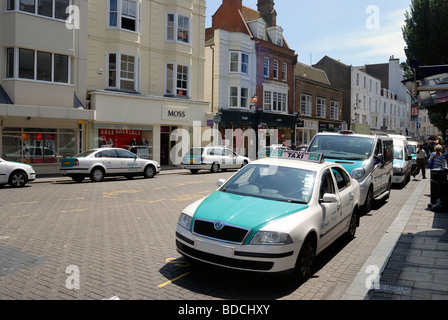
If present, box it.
[60,148,161,183]
[0,158,36,188]
[182,147,250,174]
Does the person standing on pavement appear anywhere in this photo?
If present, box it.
[428,144,448,169]
[412,144,427,179]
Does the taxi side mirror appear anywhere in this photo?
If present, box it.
[321,193,338,203]
[217,179,226,187]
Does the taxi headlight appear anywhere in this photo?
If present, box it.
[393,167,403,174]
[350,168,366,180]
[250,231,293,245]
[178,213,192,230]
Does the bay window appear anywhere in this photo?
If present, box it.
[165,63,189,97]
[8,0,70,20]
[108,0,141,33]
[166,13,191,44]
[107,52,139,92]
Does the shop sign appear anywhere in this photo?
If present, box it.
[163,105,189,121]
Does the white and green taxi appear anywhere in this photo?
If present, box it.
[176,151,360,280]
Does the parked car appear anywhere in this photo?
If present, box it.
[60,148,161,182]
[408,141,418,172]
[308,131,393,213]
[389,135,412,188]
[181,147,250,174]
[0,158,36,188]
[176,151,360,281]
[257,145,292,158]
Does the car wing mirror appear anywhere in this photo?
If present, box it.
[217,179,226,187]
[321,193,338,203]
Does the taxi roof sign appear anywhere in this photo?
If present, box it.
[270,150,324,163]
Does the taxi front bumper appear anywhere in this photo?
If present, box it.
[175,227,299,273]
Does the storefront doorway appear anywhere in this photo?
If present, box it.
[160,126,177,165]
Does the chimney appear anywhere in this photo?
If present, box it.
[257,0,277,26]
[222,0,242,11]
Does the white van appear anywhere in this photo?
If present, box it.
[308,131,393,213]
[389,135,412,187]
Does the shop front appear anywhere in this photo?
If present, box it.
[88,90,210,166]
[0,105,95,175]
[257,112,296,148]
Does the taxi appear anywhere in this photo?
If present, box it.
[0,158,36,188]
[175,150,360,280]
[60,147,160,182]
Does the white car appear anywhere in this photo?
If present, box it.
[0,158,36,188]
[176,150,361,281]
[60,148,161,182]
[182,147,250,174]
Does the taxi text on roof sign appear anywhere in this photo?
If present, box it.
[270,150,324,163]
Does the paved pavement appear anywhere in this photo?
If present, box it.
[343,176,448,300]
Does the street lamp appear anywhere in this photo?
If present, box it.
[250,95,258,112]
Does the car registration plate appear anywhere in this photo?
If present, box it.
[64,161,72,165]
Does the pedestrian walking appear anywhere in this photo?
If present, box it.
[427,144,447,169]
[412,144,427,179]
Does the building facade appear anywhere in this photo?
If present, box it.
[206,0,298,153]
[0,0,94,175]
[295,62,344,145]
[86,0,209,166]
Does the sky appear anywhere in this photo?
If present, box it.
[205,0,412,67]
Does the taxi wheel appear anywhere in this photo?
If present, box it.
[346,210,358,240]
[90,167,105,182]
[210,163,219,173]
[293,237,316,282]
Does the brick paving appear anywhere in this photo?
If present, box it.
[0,169,442,300]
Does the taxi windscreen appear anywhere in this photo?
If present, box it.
[308,135,374,161]
[220,164,316,204]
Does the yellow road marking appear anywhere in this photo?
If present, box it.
[153,187,167,190]
[10,214,35,219]
[103,190,143,199]
[157,272,191,288]
[58,197,85,201]
[135,199,166,204]
[60,209,88,213]
[9,201,39,206]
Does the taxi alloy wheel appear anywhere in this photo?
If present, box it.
[346,210,357,240]
[294,238,316,282]
[364,188,373,213]
[90,167,104,182]
[9,171,27,188]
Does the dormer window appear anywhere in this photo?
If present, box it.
[267,25,284,47]
[247,18,266,41]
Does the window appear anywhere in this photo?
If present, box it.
[316,97,326,118]
[107,52,139,92]
[229,87,238,107]
[229,52,249,74]
[263,57,269,78]
[37,51,52,81]
[264,90,287,112]
[264,91,271,111]
[282,62,287,81]
[230,52,239,72]
[273,60,279,79]
[330,100,339,120]
[166,13,191,44]
[300,94,312,116]
[19,48,35,80]
[108,0,140,32]
[20,0,35,13]
[6,48,14,78]
[7,48,70,83]
[10,0,70,20]
[229,87,248,108]
[165,63,189,97]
